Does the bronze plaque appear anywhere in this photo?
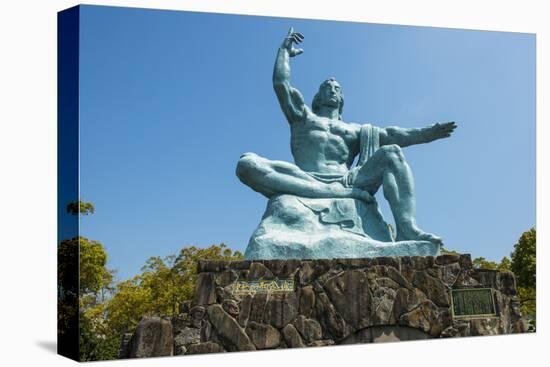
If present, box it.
[451,288,497,318]
[233,279,294,294]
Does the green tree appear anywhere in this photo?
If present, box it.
[59,201,118,361]
[511,228,536,289]
[79,237,114,299]
[66,200,95,216]
[472,256,498,270]
[511,227,536,330]
[59,236,114,309]
[103,276,153,335]
[76,236,118,361]
[105,243,243,336]
[497,256,512,272]
[472,256,512,271]
[79,306,120,361]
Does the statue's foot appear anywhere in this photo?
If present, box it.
[396,224,442,245]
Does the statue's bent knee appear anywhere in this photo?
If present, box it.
[380,144,402,154]
[379,144,405,164]
[236,152,262,183]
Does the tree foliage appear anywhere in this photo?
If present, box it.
[511,228,536,329]
[511,227,536,289]
[105,244,242,336]
[76,236,116,361]
[58,236,113,306]
[79,307,120,362]
[74,237,243,360]
[80,237,114,297]
[66,200,95,216]
[472,256,511,272]
[59,201,117,361]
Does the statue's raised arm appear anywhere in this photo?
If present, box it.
[273,27,308,124]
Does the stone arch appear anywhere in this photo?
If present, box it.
[339,325,431,345]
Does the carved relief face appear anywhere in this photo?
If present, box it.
[189,306,205,328]
[222,299,240,318]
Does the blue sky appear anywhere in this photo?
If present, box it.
[75,5,535,281]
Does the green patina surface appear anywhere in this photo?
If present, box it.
[236,28,456,260]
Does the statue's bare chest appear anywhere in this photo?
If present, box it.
[294,116,357,146]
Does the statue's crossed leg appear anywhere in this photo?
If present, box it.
[236,152,371,202]
[352,144,442,244]
[236,144,442,245]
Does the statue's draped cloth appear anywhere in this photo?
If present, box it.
[298,124,381,236]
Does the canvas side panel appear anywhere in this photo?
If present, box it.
[57,5,80,362]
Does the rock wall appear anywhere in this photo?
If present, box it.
[120,254,526,358]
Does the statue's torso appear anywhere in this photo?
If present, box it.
[290,113,360,175]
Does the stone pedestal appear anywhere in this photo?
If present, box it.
[121,254,526,358]
[245,195,440,260]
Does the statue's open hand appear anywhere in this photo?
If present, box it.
[282,27,304,57]
[425,121,457,141]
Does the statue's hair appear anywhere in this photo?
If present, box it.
[312,77,344,120]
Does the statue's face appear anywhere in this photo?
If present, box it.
[189,306,205,321]
[189,305,205,328]
[319,79,343,108]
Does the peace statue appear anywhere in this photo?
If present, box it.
[237,28,457,260]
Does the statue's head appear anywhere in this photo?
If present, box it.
[312,77,344,120]
[189,305,205,328]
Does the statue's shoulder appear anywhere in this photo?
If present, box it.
[343,121,364,134]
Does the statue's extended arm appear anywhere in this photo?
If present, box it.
[379,122,457,147]
[273,28,307,124]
